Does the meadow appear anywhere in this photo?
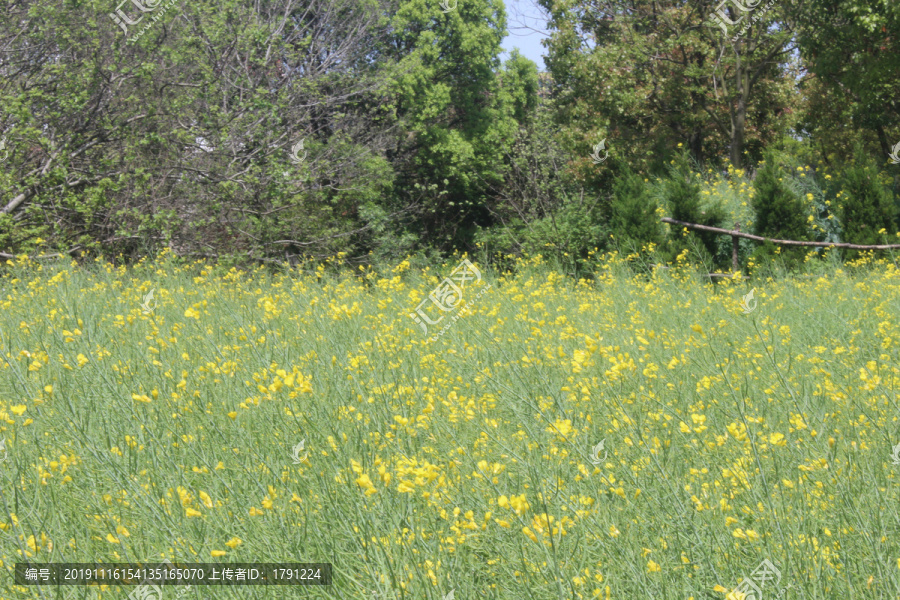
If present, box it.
[1,250,900,599]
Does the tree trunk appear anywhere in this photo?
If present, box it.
[689,128,703,164]
[730,68,748,170]
[876,123,890,159]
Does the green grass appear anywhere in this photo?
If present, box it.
[1,251,899,599]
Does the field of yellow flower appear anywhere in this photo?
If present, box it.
[1,250,900,599]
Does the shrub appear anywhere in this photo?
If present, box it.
[838,160,897,247]
[751,152,809,241]
[609,169,663,248]
[662,153,727,265]
[749,151,810,268]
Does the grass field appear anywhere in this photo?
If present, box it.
[1,250,900,599]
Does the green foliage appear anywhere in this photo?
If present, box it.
[475,90,604,277]
[749,152,811,266]
[387,0,534,250]
[837,155,898,247]
[793,0,900,161]
[751,153,810,241]
[476,199,609,278]
[780,159,843,246]
[0,0,898,272]
[661,153,727,264]
[539,0,795,176]
[609,169,663,248]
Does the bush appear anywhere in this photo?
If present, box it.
[609,169,663,248]
[662,153,727,265]
[749,151,811,268]
[751,152,809,241]
[475,199,610,277]
[838,159,897,247]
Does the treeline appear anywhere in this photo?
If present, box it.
[0,0,898,272]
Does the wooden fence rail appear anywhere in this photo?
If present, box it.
[662,217,900,272]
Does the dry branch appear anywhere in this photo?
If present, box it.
[662,218,900,250]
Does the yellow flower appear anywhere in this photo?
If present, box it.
[509,494,530,514]
[224,537,242,549]
[355,473,378,496]
[647,560,661,573]
[106,534,120,544]
[10,405,26,416]
[522,527,538,543]
[211,550,227,557]
[185,508,202,517]
[548,418,574,440]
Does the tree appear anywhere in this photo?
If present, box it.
[386,0,535,251]
[476,75,607,276]
[537,0,796,180]
[0,0,404,261]
[792,0,900,161]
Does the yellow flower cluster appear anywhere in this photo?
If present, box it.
[0,252,898,597]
